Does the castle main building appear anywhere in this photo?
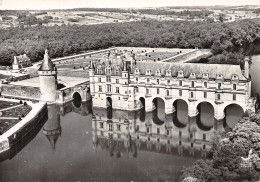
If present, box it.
[89,50,251,120]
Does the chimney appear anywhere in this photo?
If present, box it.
[244,56,250,79]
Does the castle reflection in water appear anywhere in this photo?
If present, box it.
[91,104,222,158]
[0,98,229,162]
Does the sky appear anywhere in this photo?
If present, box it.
[1,0,260,10]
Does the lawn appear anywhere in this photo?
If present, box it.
[0,101,20,110]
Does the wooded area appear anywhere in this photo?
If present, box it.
[0,18,260,66]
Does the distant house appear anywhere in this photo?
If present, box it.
[12,54,32,70]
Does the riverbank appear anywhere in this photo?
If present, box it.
[181,108,260,181]
[0,98,47,153]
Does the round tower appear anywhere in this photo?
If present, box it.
[43,104,61,151]
[89,60,95,97]
[38,49,57,102]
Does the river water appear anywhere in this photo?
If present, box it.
[0,55,259,182]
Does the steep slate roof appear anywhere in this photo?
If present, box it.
[132,62,247,81]
[39,50,55,71]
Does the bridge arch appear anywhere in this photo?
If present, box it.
[106,97,112,119]
[138,97,146,122]
[72,92,82,108]
[152,97,165,125]
[172,99,189,127]
[223,103,245,129]
[196,101,215,130]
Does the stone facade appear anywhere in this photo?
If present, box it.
[90,50,251,120]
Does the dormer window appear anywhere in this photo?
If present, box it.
[135,68,140,74]
[217,74,223,79]
[178,71,184,77]
[203,73,209,79]
[190,73,196,78]
[166,70,172,76]
[231,74,238,81]
[156,69,161,76]
[146,70,151,75]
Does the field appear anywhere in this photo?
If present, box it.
[1,6,259,28]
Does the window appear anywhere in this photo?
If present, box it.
[116,79,119,83]
[191,143,194,148]
[97,69,102,74]
[190,92,194,98]
[98,78,101,82]
[233,84,237,90]
[115,69,119,75]
[191,81,194,87]
[157,88,160,94]
[106,68,111,74]
[203,144,206,149]
[166,90,170,96]
[157,79,159,84]
[157,128,160,134]
[190,133,193,139]
[147,78,150,83]
[166,130,170,135]
[204,82,207,88]
[167,79,170,84]
[99,86,102,92]
[204,92,207,98]
[179,80,182,86]
[136,125,139,132]
[136,77,138,82]
[218,83,221,89]
[118,97,120,100]
[116,87,119,93]
[179,131,182,137]
[233,94,236,101]
[100,122,103,128]
[179,90,182,96]
[157,138,160,142]
[203,133,206,140]
[167,140,170,144]
[106,76,111,82]
[109,124,113,131]
[146,88,149,95]
[147,127,150,133]
[179,141,182,146]
[107,84,112,92]
[108,133,113,139]
[117,124,121,131]
[217,94,221,100]
[136,87,139,93]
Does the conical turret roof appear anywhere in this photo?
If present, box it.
[13,56,18,65]
[39,49,55,71]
